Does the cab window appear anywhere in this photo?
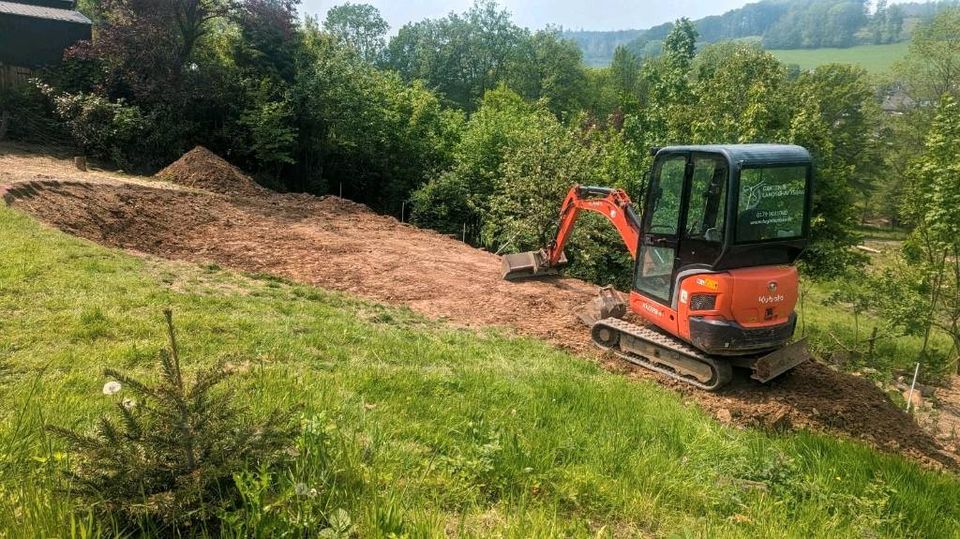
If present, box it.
[736,165,807,242]
[685,156,727,243]
[648,155,686,236]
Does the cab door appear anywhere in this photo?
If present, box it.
[634,152,688,305]
[677,153,729,268]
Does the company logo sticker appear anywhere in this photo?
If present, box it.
[695,277,719,291]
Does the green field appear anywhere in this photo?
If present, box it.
[2,199,960,536]
[769,42,910,74]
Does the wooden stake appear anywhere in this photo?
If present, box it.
[906,362,920,412]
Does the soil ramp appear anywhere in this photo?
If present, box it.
[4,177,957,470]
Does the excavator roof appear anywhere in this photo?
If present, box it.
[656,144,812,166]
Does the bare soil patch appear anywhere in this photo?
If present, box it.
[2,146,957,470]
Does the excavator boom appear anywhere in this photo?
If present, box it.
[501,185,641,280]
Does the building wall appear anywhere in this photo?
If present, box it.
[0,63,33,91]
[0,12,92,67]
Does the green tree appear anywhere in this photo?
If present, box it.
[233,0,302,83]
[897,7,960,106]
[293,27,461,209]
[484,121,594,248]
[486,120,637,288]
[788,84,866,276]
[901,95,960,374]
[239,82,298,179]
[386,1,527,110]
[690,43,791,143]
[869,0,905,44]
[609,45,641,100]
[322,2,389,64]
[512,30,589,117]
[411,86,539,235]
[795,64,882,219]
[663,17,697,72]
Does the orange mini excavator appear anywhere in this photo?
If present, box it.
[502,144,812,390]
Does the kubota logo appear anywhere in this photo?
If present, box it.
[758,294,784,304]
[642,302,663,317]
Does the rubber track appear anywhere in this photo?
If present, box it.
[592,317,733,391]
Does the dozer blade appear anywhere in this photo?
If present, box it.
[501,249,568,280]
[748,339,809,383]
[575,286,627,326]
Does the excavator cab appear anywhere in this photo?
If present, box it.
[501,144,814,390]
[637,146,811,298]
[634,145,812,355]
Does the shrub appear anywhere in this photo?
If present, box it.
[41,86,152,171]
[0,84,71,145]
[47,310,299,530]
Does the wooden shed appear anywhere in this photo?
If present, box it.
[0,0,92,89]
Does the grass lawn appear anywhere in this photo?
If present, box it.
[2,205,959,537]
[768,42,910,74]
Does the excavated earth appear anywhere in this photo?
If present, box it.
[2,146,957,470]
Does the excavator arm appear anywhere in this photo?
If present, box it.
[501,185,642,280]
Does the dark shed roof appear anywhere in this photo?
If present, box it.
[0,1,89,23]
[657,144,812,166]
[0,0,91,67]
[7,0,77,10]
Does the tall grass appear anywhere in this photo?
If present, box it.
[1,205,959,537]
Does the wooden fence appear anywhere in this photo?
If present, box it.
[0,64,33,92]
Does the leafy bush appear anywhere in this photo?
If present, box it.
[0,84,71,145]
[43,87,152,171]
[47,310,299,530]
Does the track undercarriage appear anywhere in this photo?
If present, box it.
[590,317,808,391]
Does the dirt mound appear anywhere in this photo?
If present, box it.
[5,178,959,470]
[156,146,268,197]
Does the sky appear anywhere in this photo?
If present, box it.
[299,0,898,33]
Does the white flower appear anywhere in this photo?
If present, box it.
[121,398,136,410]
[102,381,122,395]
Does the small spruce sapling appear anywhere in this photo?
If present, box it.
[47,309,299,528]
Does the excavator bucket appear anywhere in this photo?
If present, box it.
[748,338,810,383]
[501,249,568,280]
[575,286,627,326]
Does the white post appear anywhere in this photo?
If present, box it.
[462,223,466,243]
[906,361,920,412]
[401,201,406,223]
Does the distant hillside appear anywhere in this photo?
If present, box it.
[561,29,644,66]
[563,0,956,66]
[769,41,910,73]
